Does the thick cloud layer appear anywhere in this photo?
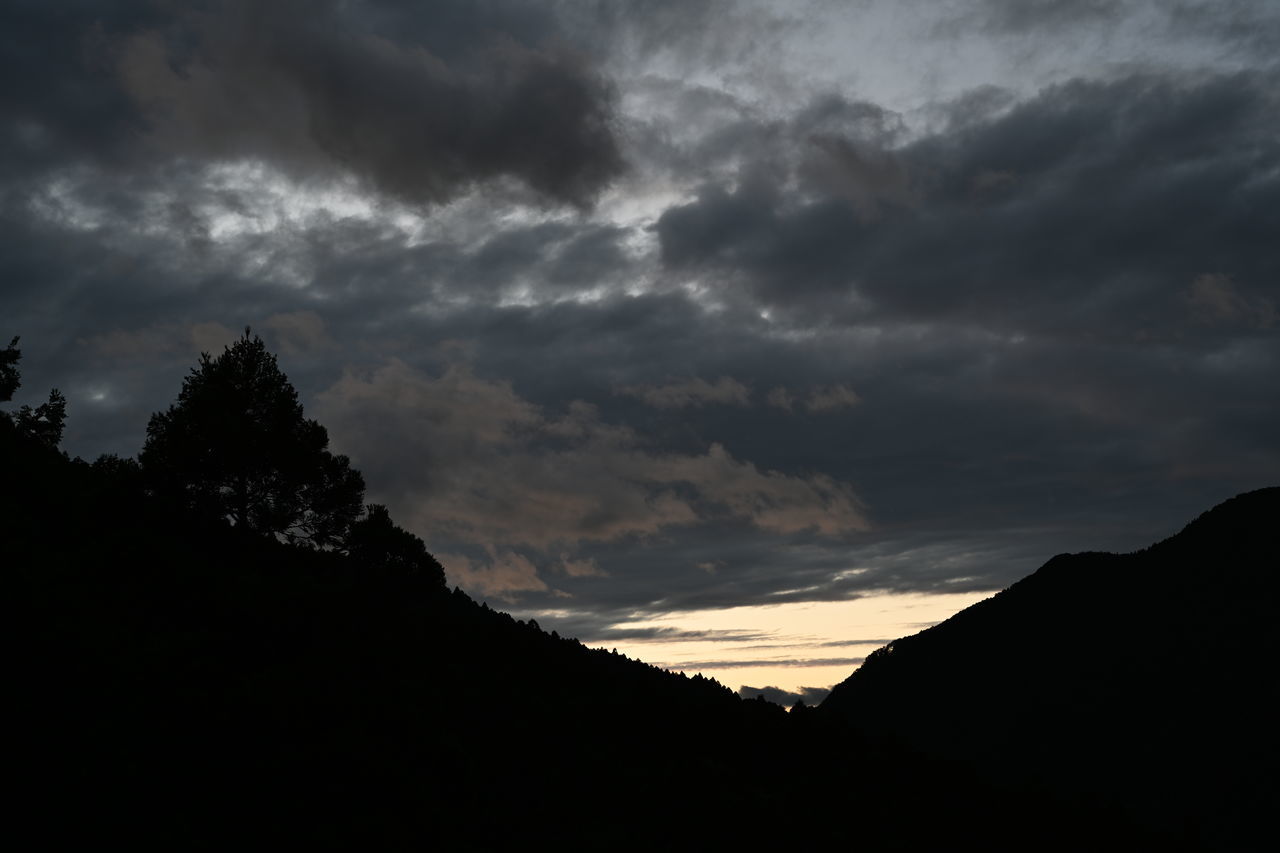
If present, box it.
[655,73,1280,335]
[3,0,623,204]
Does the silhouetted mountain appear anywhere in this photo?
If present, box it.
[6,397,1173,849]
[820,488,1279,851]
[7,429,761,844]
[8,330,1236,848]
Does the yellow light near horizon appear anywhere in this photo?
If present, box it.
[583,591,994,698]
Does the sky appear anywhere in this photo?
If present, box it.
[3,0,1278,702]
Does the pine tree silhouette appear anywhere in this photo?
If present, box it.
[140,328,364,547]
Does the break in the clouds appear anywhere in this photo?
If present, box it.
[3,1,1278,679]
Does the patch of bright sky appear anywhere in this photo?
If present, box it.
[495,284,540,309]
[201,162,411,240]
[533,591,992,697]
[596,183,690,236]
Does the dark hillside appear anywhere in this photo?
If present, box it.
[1,332,1181,850]
[820,487,1279,851]
[6,417,1167,849]
[7,420,776,846]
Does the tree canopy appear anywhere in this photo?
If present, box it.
[140,329,364,548]
[1,336,67,449]
[1,337,20,402]
[347,503,447,588]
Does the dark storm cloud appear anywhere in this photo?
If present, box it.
[265,237,1272,616]
[7,180,1271,617]
[656,72,1280,338]
[457,223,580,291]
[0,2,161,175]
[628,87,913,217]
[4,2,1277,629]
[545,225,634,288]
[2,0,623,205]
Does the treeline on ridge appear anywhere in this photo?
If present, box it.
[6,332,1178,849]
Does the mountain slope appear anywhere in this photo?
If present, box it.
[7,417,1167,849]
[820,487,1279,850]
[6,425,783,846]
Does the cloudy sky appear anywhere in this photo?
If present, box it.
[4,0,1277,700]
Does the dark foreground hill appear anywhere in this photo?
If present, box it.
[821,487,1279,851]
[6,421,1180,849]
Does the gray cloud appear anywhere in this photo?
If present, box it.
[655,71,1280,341]
[557,0,799,74]
[767,384,861,413]
[5,0,623,206]
[944,0,1125,34]
[617,376,752,409]
[944,0,1280,61]
[0,2,160,176]
[738,685,832,708]
[3,1,1277,639]
[314,357,869,596]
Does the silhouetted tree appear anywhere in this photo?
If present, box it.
[1,336,67,449]
[15,389,67,448]
[91,453,145,500]
[1,337,19,402]
[346,503,447,587]
[140,329,364,548]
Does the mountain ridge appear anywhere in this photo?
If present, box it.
[7,412,1189,849]
[9,347,1271,850]
[820,486,1278,850]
